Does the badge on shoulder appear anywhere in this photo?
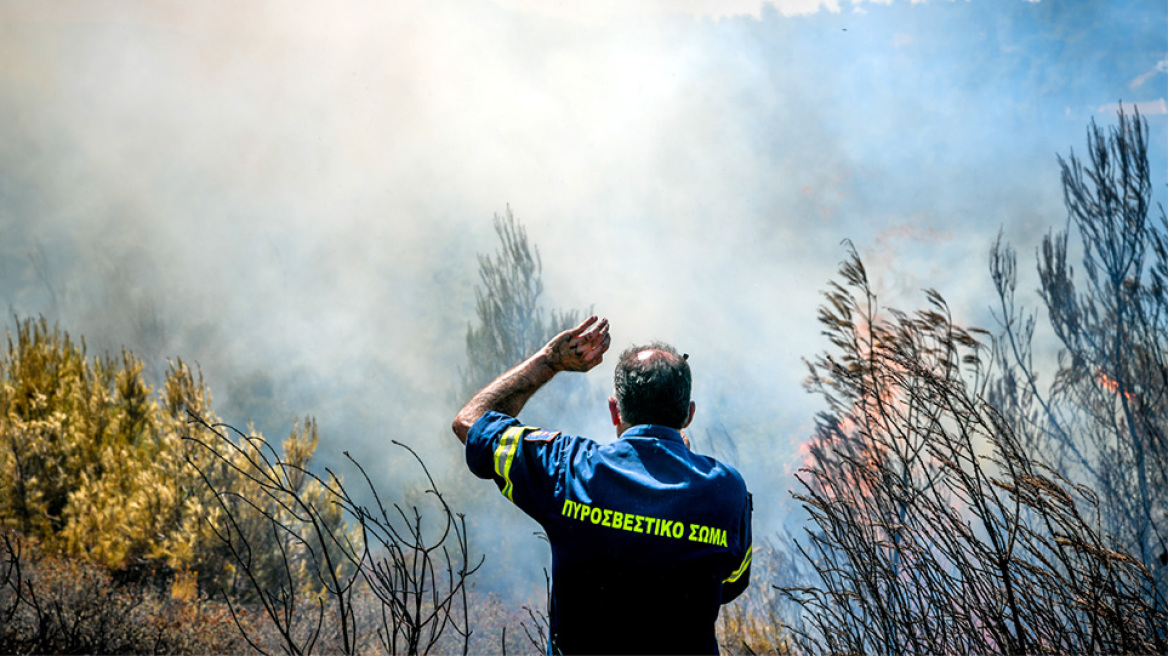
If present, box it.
[524,429,561,444]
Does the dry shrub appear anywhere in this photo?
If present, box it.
[451,586,556,656]
[0,530,249,654]
[786,247,1167,654]
[184,414,480,656]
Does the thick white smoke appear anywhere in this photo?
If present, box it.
[1,0,1164,599]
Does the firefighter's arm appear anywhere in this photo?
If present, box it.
[722,551,751,602]
[722,492,753,603]
[452,315,610,443]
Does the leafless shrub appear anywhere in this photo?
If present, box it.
[183,413,481,656]
[514,567,551,655]
[784,246,1167,654]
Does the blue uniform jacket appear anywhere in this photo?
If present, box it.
[467,411,752,655]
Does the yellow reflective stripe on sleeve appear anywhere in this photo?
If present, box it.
[493,426,525,502]
[724,544,753,584]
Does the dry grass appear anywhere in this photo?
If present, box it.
[0,530,250,654]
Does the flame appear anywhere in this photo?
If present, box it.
[1096,369,1137,402]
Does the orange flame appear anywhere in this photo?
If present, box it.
[1096,369,1136,402]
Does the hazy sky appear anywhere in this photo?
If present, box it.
[1,0,1165,598]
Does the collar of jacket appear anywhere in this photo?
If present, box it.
[621,424,684,444]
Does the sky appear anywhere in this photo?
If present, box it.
[1,0,1165,600]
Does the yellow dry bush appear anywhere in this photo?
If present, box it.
[0,317,345,601]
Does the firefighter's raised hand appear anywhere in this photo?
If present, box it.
[545,316,611,373]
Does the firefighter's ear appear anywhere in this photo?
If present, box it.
[682,401,696,429]
[608,397,621,426]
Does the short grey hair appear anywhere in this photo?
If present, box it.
[613,342,691,429]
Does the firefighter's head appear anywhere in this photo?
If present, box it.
[609,343,695,433]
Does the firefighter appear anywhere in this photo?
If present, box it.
[452,315,752,655]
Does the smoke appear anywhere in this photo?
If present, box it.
[1,0,1164,600]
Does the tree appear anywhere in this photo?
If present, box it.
[786,247,1166,654]
[460,208,584,401]
[990,108,1168,597]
